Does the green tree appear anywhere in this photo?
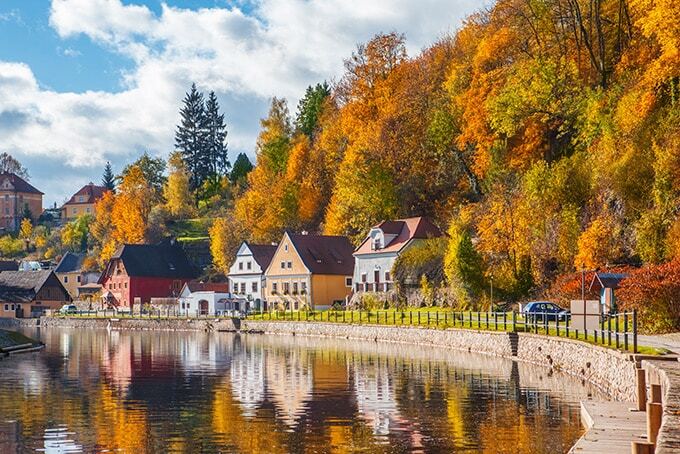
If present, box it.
[230,152,253,188]
[120,152,166,197]
[175,83,208,190]
[102,161,116,191]
[294,82,331,138]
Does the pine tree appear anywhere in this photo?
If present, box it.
[204,91,230,185]
[230,152,253,188]
[175,83,208,191]
[294,82,330,138]
[102,161,115,191]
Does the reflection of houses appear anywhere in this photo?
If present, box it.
[99,239,197,311]
[264,232,354,310]
[54,252,100,299]
[0,270,71,318]
[589,272,628,313]
[230,339,265,417]
[227,242,276,312]
[177,281,231,316]
[61,182,108,220]
[351,358,400,435]
[353,217,442,293]
[266,349,313,427]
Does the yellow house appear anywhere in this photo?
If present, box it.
[264,232,354,310]
[61,182,108,220]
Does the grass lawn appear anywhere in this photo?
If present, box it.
[167,218,212,242]
[0,329,39,350]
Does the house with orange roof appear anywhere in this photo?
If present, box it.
[352,217,443,293]
[61,182,108,220]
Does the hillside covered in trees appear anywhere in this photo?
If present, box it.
[211,0,678,305]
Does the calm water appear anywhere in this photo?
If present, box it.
[0,328,602,453]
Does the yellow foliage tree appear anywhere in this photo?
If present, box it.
[574,217,621,270]
[111,165,154,244]
[164,151,195,219]
[209,215,247,273]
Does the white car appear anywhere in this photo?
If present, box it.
[59,304,78,315]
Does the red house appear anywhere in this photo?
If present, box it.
[99,240,197,311]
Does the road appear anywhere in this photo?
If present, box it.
[637,333,680,354]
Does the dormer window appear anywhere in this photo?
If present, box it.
[372,238,381,250]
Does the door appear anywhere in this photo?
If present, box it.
[199,299,209,316]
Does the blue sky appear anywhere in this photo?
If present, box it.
[0,0,480,206]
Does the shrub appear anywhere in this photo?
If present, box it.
[0,235,25,257]
[617,260,680,334]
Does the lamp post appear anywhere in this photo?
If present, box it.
[489,274,494,309]
[581,264,587,332]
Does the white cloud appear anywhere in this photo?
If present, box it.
[0,0,482,203]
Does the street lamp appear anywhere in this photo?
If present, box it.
[489,274,494,308]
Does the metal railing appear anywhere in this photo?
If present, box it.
[246,309,638,353]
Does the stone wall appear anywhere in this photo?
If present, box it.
[643,359,680,453]
[36,317,239,332]
[243,320,637,401]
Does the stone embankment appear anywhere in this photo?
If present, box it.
[643,359,680,453]
[242,320,637,401]
[0,328,43,357]
[0,316,239,332]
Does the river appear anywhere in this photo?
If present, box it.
[0,327,604,453]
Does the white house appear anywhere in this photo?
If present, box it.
[177,281,232,316]
[227,242,277,312]
[353,217,443,292]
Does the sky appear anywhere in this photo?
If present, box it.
[0,0,483,207]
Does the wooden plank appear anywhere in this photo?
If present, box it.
[570,401,648,453]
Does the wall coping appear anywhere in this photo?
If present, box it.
[642,359,680,453]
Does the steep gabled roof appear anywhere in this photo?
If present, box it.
[0,270,60,302]
[101,240,197,280]
[287,233,354,275]
[0,172,43,195]
[63,183,108,206]
[247,243,277,270]
[54,252,85,273]
[354,216,443,255]
[589,272,629,291]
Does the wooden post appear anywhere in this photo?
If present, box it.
[647,402,662,444]
[636,368,647,411]
[650,384,662,404]
[631,441,655,454]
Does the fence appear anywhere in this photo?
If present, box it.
[246,309,639,353]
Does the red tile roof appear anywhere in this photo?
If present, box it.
[63,183,108,206]
[0,172,43,195]
[247,243,277,270]
[354,217,443,255]
[185,281,230,293]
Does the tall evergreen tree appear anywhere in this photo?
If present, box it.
[102,161,115,191]
[294,82,331,138]
[175,83,208,190]
[204,91,230,184]
[230,152,254,188]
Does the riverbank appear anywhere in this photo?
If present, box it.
[0,329,43,357]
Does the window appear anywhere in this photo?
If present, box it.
[251,282,258,292]
[10,304,14,310]
[372,238,381,250]
[239,262,243,270]
[4,208,8,215]
[240,282,246,294]
[385,271,391,282]
[77,275,81,283]
[361,273,367,282]
[292,282,298,294]
[86,207,91,213]
[301,281,307,293]
[283,282,290,294]
[3,304,7,311]
[124,282,128,289]
[72,208,77,214]
[78,196,85,202]
[345,277,352,287]
[64,276,68,283]
[272,282,278,293]
[287,261,292,269]
[246,261,252,270]
[281,261,285,269]
[284,244,288,252]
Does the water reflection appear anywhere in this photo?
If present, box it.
[0,328,599,453]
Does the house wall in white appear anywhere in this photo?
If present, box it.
[177,288,232,316]
[352,253,398,292]
[227,243,266,308]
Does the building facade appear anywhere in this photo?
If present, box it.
[353,217,443,293]
[61,182,108,220]
[0,270,71,318]
[264,232,354,310]
[0,172,43,231]
[227,242,277,311]
[54,252,100,299]
[177,281,232,316]
[99,240,197,311]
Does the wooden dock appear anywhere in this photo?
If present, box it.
[570,400,648,453]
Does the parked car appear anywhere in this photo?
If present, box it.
[59,304,78,315]
[522,301,568,322]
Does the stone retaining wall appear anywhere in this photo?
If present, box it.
[642,359,680,453]
[243,320,637,401]
[36,317,239,332]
